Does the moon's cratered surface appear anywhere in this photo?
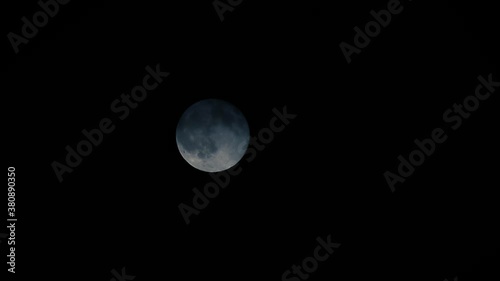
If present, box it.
[176,99,250,172]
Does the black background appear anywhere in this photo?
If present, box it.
[3,0,499,280]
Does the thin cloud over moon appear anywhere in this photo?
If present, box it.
[176,99,250,172]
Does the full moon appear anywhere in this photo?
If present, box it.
[176,99,250,172]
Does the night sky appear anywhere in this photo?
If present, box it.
[4,1,499,281]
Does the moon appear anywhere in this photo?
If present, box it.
[176,99,250,172]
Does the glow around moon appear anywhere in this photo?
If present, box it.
[176,99,250,172]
